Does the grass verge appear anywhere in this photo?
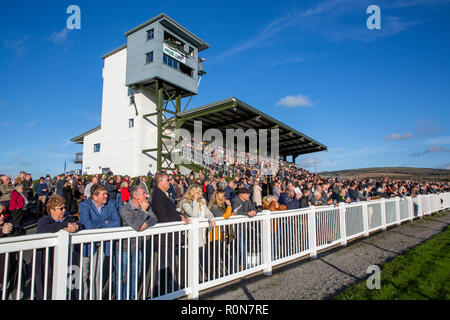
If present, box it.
[335,220,450,300]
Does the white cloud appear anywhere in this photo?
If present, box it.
[385,132,413,141]
[276,93,313,108]
[4,36,28,57]
[48,28,70,44]
[425,136,450,145]
[0,122,10,127]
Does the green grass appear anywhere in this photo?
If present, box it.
[335,224,450,300]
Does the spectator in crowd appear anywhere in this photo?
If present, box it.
[310,190,326,206]
[105,177,116,203]
[0,204,13,237]
[0,203,24,299]
[272,181,281,201]
[140,176,150,197]
[178,184,216,281]
[167,175,177,204]
[35,195,84,299]
[120,176,131,206]
[0,175,13,214]
[118,184,157,300]
[79,184,121,300]
[45,174,54,196]
[8,184,28,232]
[84,176,98,200]
[207,188,235,277]
[252,180,262,211]
[231,187,256,271]
[278,186,301,210]
[21,173,33,201]
[55,175,66,197]
[205,179,215,204]
[150,172,189,296]
[35,177,49,216]
[348,182,361,202]
[63,180,76,216]
[299,187,312,208]
[224,180,235,201]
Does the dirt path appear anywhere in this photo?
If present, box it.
[200,211,450,300]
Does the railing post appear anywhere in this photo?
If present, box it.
[408,197,414,222]
[261,210,273,276]
[395,197,401,225]
[380,198,387,231]
[362,202,369,237]
[338,204,347,246]
[308,207,317,259]
[52,230,70,300]
[187,220,199,300]
[418,195,424,218]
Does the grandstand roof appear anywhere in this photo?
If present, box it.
[175,97,327,157]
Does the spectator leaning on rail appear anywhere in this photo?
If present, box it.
[178,184,216,282]
[117,184,157,300]
[231,187,257,271]
[35,195,84,300]
[150,172,189,296]
[79,184,121,300]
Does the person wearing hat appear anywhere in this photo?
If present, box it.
[231,187,257,271]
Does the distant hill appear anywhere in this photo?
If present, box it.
[318,167,450,182]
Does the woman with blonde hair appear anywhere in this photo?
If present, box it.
[178,183,215,282]
[207,189,235,278]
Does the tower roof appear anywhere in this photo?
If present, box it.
[124,13,209,52]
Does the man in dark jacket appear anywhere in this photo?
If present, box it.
[36,195,84,299]
[300,187,312,208]
[118,185,157,300]
[150,172,189,296]
[231,188,256,271]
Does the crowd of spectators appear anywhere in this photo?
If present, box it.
[0,158,449,299]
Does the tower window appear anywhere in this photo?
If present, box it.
[146,29,154,40]
[189,47,195,57]
[129,96,135,105]
[94,143,100,153]
[145,51,153,64]
[129,118,134,128]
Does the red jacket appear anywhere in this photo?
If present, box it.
[9,190,24,211]
[121,187,130,202]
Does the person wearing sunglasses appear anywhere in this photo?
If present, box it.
[35,194,84,300]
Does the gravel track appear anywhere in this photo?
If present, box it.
[199,211,450,300]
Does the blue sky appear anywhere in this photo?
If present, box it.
[1,0,450,178]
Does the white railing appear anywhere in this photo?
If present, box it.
[0,192,449,300]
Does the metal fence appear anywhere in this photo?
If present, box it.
[0,192,449,300]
